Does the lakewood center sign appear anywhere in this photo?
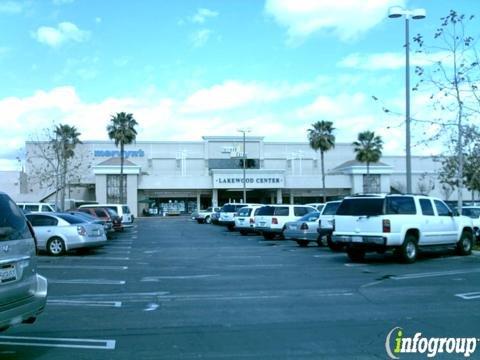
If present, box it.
[213,171,285,189]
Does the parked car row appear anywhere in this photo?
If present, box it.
[194,195,479,264]
[1,192,137,334]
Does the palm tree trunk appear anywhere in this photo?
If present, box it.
[120,142,124,204]
[321,150,326,203]
[61,157,67,211]
[366,162,370,193]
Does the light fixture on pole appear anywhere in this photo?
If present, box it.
[238,128,251,203]
[388,6,426,194]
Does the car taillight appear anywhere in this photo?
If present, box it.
[300,223,308,230]
[272,217,278,225]
[250,218,255,224]
[27,221,38,253]
[383,219,391,233]
[77,225,87,236]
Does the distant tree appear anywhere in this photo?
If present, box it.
[307,121,335,202]
[107,112,138,204]
[54,124,82,210]
[416,172,435,195]
[353,131,383,193]
[412,10,480,209]
[27,124,87,210]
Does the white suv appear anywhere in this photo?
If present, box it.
[254,205,317,240]
[461,206,480,241]
[332,194,474,263]
[234,205,264,235]
[219,203,259,231]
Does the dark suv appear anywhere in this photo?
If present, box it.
[0,191,48,331]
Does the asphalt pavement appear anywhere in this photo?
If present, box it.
[1,217,479,359]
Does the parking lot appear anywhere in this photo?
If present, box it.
[1,217,479,359]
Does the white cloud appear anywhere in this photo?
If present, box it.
[0,1,23,14]
[190,29,212,48]
[265,0,405,42]
[33,22,90,47]
[182,80,311,113]
[191,8,218,24]
[338,51,453,70]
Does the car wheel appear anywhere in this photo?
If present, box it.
[456,231,473,256]
[327,236,343,252]
[263,232,275,240]
[196,219,203,224]
[205,216,211,224]
[239,230,248,236]
[227,224,235,232]
[47,237,65,256]
[399,234,418,264]
[297,240,309,247]
[347,249,365,262]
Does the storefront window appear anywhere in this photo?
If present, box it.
[107,175,127,203]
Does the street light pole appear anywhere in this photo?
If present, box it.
[405,16,412,194]
[388,6,426,194]
[238,129,250,203]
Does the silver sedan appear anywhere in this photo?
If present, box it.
[26,213,107,256]
[283,212,321,247]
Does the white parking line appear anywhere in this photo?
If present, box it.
[455,292,480,300]
[39,265,128,270]
[49,279,126,285]
[75,256,130,261]
[391,268,480,280]
[141,274,220,281]
[47,299,122,307]
[0,336,115,349]
[105,246,132,249]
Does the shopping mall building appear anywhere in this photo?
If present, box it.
[8,135,466,217]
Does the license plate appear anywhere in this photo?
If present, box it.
[352,236,363,243]
[259,222,265,227]
[0,265,17,283]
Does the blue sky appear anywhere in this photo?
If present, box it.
[0,0,479,170]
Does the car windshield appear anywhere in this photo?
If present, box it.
[322,202,340,215]
[56,214,87,224]
[336,198,385,216]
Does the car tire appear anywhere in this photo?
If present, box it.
[263,232,275,240]
[398,234,418,264]
[347,248,365,262]
[239,230,248,236]
[456,231,473,256]
[227,224,235,232]
[196,219,203,224]
[327,236,343,252]
[47,237,65,256]
[205,216,211,224]
[297,240,308,247]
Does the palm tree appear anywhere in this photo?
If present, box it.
[353,131,383,193]
[54,124,82,210]
[308,121,335,202]
[107,112,138,204]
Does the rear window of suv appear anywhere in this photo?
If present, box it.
[0,194,31,241]
[322,202,341,215]
[257,206,274,216]
[221,205,236,212]
[336,198,384,216]
[237,208,252,216]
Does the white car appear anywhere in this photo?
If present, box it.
[317,200,342,249]
[332,194,474,263]
[254,204,317,240]
[219,203,259,231]
[26,213,107,256]
[234,205,264,235]
[194,207,221,224]
[17,202,56,213]
[461,206,480,240]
